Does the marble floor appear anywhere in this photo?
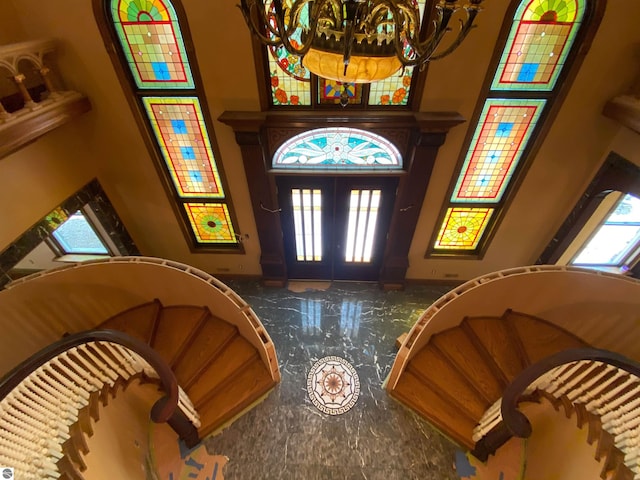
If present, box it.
[203,280,462,480]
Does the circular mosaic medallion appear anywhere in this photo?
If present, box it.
[307,356,360,415]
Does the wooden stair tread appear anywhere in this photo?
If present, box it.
[506,310,588,363]
[393,370,475,449]
[196,357,274,438]
[172,314,238,386]
[431,328,504,402]
[99,300,161,344]
[150,305,210,366]
[466,317,528,382]
[187,336,257,406]
[409,347,488,420]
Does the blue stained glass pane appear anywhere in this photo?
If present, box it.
[273,127,402,171]
[171,119,187,134]
[485,151,501,163]
[181,146,195,160]
[189,171,203,182]
[496,122,514,137]
[152,62,171,80]
[517,63,539,82]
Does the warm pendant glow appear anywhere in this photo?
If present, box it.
[240,0,484,84]
[302,49,403,84]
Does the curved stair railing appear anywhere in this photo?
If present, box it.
[474,348,640,479]
[4,256,280,382]
[0,330,201,480]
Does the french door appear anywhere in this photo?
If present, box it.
[277,176,398,281]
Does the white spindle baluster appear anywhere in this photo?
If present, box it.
[69,347,113,386]
[588,376,638,418]
[567,366,622,404]
[101,343,138,377]
[43,362,91,403]
[1,403,47,439]
[1,339,201,480]
[52,356,95,392]
[91,343,132,379]
[80,344,119,382]
[533,363,579,392]
[28,373,77,423]
[58,352,104,389]
[603,396,640,433]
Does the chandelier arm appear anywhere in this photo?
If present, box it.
[381,2,413,66]
[428,5,480,60]
[403,2,457,66]
[238,0,286,46]
[276,0,334,57]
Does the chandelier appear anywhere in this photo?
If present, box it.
[239,0,483,84]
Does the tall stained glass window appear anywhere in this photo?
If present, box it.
[107,0,239,246]
[430,0,591,255]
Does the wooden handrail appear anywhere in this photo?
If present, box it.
[0,329,198,444]
[501,347,640,438]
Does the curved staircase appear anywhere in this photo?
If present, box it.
[98,299,275,439]
[388,309,588,449]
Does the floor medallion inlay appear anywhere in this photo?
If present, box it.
[307,356,360,415]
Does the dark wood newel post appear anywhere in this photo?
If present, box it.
[219,112,287,286]
[379,113,465,290]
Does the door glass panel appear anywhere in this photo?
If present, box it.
[292,188,323,261]
[345,189,381,263]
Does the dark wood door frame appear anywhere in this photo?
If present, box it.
[219,111,465,289]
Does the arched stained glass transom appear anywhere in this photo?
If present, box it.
[104,0,239,246]
[431,0,594,254]
[273,128,403,171]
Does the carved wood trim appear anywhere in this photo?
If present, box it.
[219,111,465,287]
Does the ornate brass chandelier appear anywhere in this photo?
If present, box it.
[239,0,483,84]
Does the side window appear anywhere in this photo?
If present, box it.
[50,209,111,256]
[569,193,640,272]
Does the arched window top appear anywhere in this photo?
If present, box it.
[273,128,402,171]
[492,0,586,91]
[111,0,194,89]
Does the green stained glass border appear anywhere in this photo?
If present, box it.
[451,98,546,203]
[111,0,195,89]
[491,0,585,91]
[142,97,225,199]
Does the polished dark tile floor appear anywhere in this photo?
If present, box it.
[204,281,461,480]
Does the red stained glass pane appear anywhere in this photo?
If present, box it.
[143,97,224,198]
[452,99,546,202]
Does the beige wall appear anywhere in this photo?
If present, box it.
[407,0,640,281]
[83,382,166,480]
[0,2,26,44]
[6,0,263,275]
[0,121,97,250]
[3,0,639,280]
